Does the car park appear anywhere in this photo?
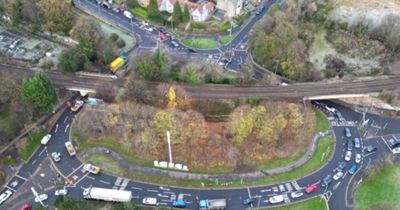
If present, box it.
[55,188,68,196]
[305,184,318,193]
[354,137,361,148]
[347,140,354,151]
[290,191,303,199]
[142,197,157,206]
[51,152,61,162]
[321,175,332,188]
[269,195,284,204]
[355,153,361,163]
[34,194,48,202]
[123,11,133,19]
[243,197,255,205]
[0,190,12,205]
[335,161,346,172]
[41,134,52,145]
[345,151,352,161]
[348,164,358,175]
[345,128,351,138]
[17,204,31,210]
[333,171,344,180]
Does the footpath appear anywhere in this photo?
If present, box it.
[80,131,331,181]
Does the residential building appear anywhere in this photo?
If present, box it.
[216,0,243,17]
[158,0,215,22]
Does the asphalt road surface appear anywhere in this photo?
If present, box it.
[1,100,399,209]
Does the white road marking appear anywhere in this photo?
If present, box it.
[157,193,168,198]
[161,199,171,202]
[147,189,158,193]
[31,159,37,165]
[66,164,84,177]
[74,172,90,186]
[63,116,69,124]
[158,202,168,206]
[64,124,70,133]
[247,187,252,198]
[38,147,47,157]
[86,175,95,180]
[15,175,27,181]
[132,196,140,199]
[131,186,142,190]
[100,180,111,185]
[6,186,16,192]
[55,124,59,133]
[160,186,170,191]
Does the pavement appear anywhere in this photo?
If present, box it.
[0,100,399,209]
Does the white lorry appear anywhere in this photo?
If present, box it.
[199,198,227,210]
[65,141,76,156]
[83,187,132,202]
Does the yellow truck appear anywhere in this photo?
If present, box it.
[83,164,101,174]
[110,57,125,73]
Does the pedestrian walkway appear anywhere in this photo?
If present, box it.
[80,131,331,181]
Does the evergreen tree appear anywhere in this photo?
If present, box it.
[182,4,190,22]
[9,0,23,26]
[147,0,159,17]
[172,1,182,24]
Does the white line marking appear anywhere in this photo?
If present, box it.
[63,116,69,124]
[15,175,27,181]
[132,196,140,199]
[31,159,37,165]
[74,172,90,186]
[6,186,16,192]
[64,124,70,133]
[86,175,95,180]
[66,164,84,177]
[100,180,111,184]
[131,186,142,190]
[147,189,158,193]
[38,147,46,157]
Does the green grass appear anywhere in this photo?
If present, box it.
[266,197,328,210]
[182,37,218,49]
[220,34,236,45]
[355,164,400,210]
[1,155,16,166]
[314,108,330,132]
[256,151,305,170]
[218,21,232,31]
[18,129,46,161]
[0,110,17,136]
[81,136,333,188]
[0,170,5,187]
[131,7,148,19]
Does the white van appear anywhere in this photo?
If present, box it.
[41,134,52,145]
[123,11,133,19]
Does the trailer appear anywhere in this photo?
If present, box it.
[83,187,132,202]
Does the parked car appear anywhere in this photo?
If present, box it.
[321,175,332,188]
[158,27,167,34]
[388,139,400,148]
[55,188,68,196]
[345,151,352,161]
[142,197,157,206]
[345,128,351,138]
[51,152,61,162]
[364,145,377,154]
[143,26,153,32]
[34,194,48,202]
[290,191,303,199]
[347,140,354,151]
[335,161,346,172]
[391,142,400,149]
[102,1,111,9]
[17,204,31,210]
[325,105,336,113]
[354,137,361,148]
[243,197,255,205]
[392,147,400,154]
[335,111,345,121]
[348,164,358,175]
[269,195,284,204]
[305,184,318,193]
[41,134,52,145]
[111,7,120,13]
[123,10,133,19]
[0,190,12,205]
[172,200,186,208]
[333,171,344,180]
[355,153,361,163]
[170,40,179,48]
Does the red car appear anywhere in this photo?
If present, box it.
[305,184,318,193]
[17,204,31,210]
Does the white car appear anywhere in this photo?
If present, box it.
[0,190,12,205]
[41,134,52,145]
[355,153,361,163]
[345,151,352,162]
[123,11,133,19]
[269,195,284,204]
[142,197,157,205]
[290,191,303,199]
[55,188,68,196]
[392,147,400,154]
[34,194,48,203]
[144,26,153,32]
[333,171,344,180]
[51,152,61,162]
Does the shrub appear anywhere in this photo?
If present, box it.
[116,39,126,48]
[110,33,119,42]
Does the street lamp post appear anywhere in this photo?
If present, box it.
[166,130,173,165]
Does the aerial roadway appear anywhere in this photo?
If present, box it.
[0,99,399,209]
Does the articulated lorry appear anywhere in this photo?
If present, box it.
[83,187,132,202]
[199,198,226,210]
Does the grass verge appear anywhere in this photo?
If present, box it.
[220,34,236,45]
[355,164,400,210]
[18,129,46,161]
[131,7,148,19]
[0,110,17,136]
[266,197,328,210]
[182,37,218,49]
[0,170,5,187]
[83,135,333,188]
[314,108,330,132]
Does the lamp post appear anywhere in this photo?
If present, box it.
[166,130,173,165]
